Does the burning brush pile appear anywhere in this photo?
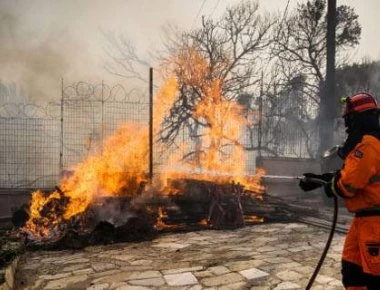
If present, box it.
[15,149,267,249]
[17,173,266,249]
[18,122,158,248]
[14,51,275,249]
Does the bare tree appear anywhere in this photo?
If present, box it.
[158,0,274,150]
[102,0,361,159]
[102,30,151,84]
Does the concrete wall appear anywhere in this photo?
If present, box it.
[0,189,32,219]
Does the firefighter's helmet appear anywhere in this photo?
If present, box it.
[341,92,380,116]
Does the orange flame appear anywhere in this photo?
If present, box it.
[159,47,265,194]
[23,49,266,240]
[24,122,149,238]
[61,123,149,219]
[25,190,62,238]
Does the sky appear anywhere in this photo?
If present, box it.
[0,0,379,102]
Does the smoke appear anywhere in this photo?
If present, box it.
[0,0,237,103]
[369,61,380,96]
[0,0,378,103]
[0,5,70,101]
[93,197,137,227]
[0,0,313,103]
[0,0,123,102]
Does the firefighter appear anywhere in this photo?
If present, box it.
[301,92,380,290]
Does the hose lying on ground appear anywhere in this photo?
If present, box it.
[305,195,338,290]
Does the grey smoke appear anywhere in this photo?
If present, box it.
[0,5,70,101]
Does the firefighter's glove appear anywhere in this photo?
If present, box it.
[323,172,341,198]
[299,172,335,191]
[299,173,326,191]
[319,172,335,182]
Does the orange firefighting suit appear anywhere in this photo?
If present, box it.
[332,135,380,289]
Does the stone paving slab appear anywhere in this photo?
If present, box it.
[14,222,345,289]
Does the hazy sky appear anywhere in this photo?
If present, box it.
[0,0,379,101]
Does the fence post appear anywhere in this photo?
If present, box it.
[59,78,64,178]
[101,80,104,152]
[149,67,153,181]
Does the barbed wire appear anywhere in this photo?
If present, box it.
[0,102,61,118]
[62,81,149,104]
[0,81,150,118]
[0,80,152,189]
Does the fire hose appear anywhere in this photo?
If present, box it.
[263,175,338,290]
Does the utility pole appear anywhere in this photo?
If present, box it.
[319,0,337,155]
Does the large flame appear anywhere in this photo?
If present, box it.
[23,77,180,240]
[159,47,265,192]
[24,123,149,239]
[23,49,265,241]
[60,122,149,219]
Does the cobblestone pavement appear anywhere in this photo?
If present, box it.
[14,222,346,290]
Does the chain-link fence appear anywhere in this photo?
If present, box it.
[0,81,325,189]
[0,117,60,188]
[0,102,61,188]
[61,82,149,173]
[0,82,150,189]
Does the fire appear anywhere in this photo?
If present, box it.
[193,79,245,173]
[61,123,149,218]
[24,123,150,240]
[159,47,265,195]
[22,48,266,242]
[24,190,63,239]
[153,77,178,132]
[244,168,266,198]
[244,215,264,223]
[154,207,185,230]
[23,77,180,241]
[154,207,168,230]
[198,218,209,226]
